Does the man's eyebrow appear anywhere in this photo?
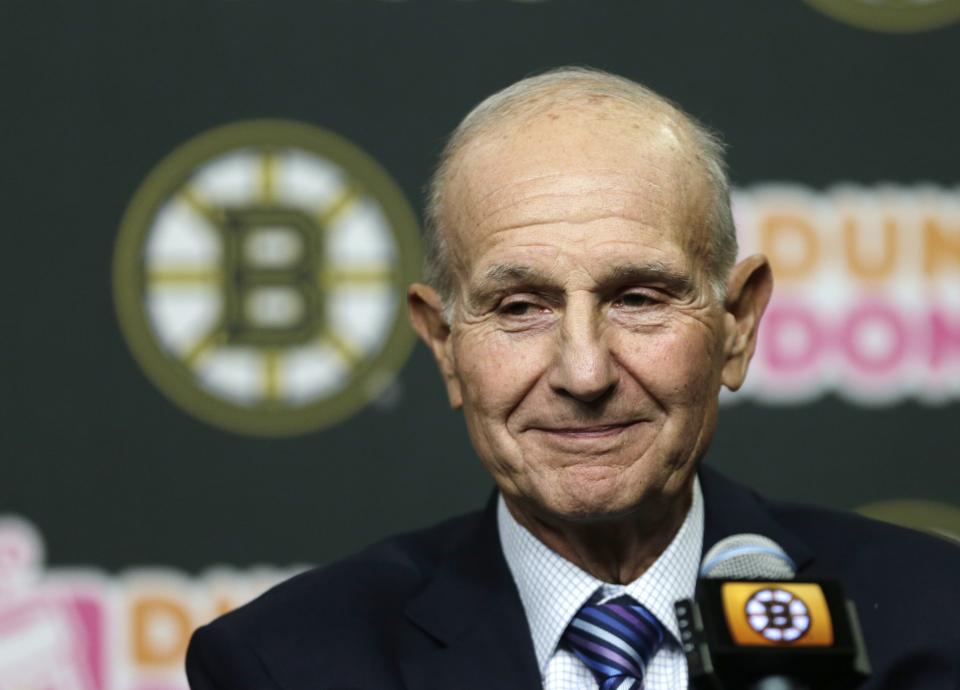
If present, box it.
[605,262,695,295]
[469,264,559,299]
[482,264,547,284]
[469,261,695,298]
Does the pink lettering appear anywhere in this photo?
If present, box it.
[759,302,824,373]
[929,307,960,369]
[840,302,908,374]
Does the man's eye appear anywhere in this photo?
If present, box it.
[500,301,537,317]
[615,292,657,308]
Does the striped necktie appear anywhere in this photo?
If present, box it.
[561,594,666,690]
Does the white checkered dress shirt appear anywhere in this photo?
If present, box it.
[498,478,704,690]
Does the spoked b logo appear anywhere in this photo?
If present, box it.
[114,120,421,436]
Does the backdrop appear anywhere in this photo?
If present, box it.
[2,1,959,688]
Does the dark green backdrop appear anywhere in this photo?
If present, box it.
[2,0,958,574]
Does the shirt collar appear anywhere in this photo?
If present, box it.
[497,477,704,674]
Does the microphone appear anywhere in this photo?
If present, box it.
[700,534,798,580]
[675,534,871,690]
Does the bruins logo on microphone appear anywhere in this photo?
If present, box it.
[722,583,834,647]
[114,120,421,436]
[805,0,960,32]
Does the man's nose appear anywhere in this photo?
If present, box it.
[547,300,618,403]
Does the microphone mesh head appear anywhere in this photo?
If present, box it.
[700,533,797,580]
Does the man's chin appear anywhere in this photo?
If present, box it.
[532,484,648,525]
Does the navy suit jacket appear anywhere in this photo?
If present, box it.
[186,466,960,689]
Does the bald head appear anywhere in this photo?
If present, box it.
[423,67,737,318]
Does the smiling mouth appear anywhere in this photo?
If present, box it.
[534,422,638,438]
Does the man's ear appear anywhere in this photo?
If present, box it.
[721,254,773,391]
[408,283,463,409]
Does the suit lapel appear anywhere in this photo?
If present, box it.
[400,496,542,690]
[699,464,815,575]
[398,466,815,689]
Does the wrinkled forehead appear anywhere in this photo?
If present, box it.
[442,101,714,264]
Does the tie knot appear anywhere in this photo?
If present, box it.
[561,595,666,689]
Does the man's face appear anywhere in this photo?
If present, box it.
[414,104,751,525]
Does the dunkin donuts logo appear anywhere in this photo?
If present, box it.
[730,184,960,405]
[114,120,421,436]
[0,515,296,690]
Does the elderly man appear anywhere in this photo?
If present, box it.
[186,68,960,690]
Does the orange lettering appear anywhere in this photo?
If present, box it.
[760,213,820,281]
[843,216,898,281]
[923,217,960,275]
[131,596,192,666]
[213,595,234,617]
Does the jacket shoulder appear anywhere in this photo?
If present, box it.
[766,496,960,580]
[187,508,486,686]
[701,465,960,584]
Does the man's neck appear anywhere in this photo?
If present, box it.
[503,485,694,584]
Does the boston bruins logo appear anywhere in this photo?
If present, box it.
[744,588,811,643]
[114,120,421,436]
